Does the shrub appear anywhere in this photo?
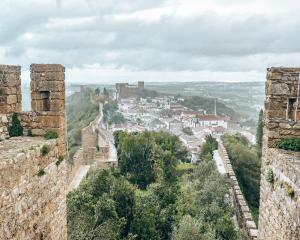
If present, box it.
[56,155,64,166]
[278,137,300,151]
[44,131,58,140]
[284,183,295,198]
[9,112,23,137]
[265,168,274,183]
[41,144,50,156]
[37,169,46,177]
[27,129,33,137]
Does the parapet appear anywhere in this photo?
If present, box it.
[264,67,300,147]
[0,63,66,155]
[0,65,22,114]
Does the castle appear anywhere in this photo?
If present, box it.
[259,67,300,239]
[115,81,144,99]
[0,64,69,239]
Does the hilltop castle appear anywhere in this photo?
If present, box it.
[115,81,144,99]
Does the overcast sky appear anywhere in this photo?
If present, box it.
[1,0,300,84]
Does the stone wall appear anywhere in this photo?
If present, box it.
[218,142,258,239]
[259,67,300,240]
[116,81,144,99]
[0,65,22,114]
[0,138,69,240]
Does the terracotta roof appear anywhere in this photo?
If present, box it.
[198,115,222,121]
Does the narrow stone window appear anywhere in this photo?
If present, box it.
[40,91,50,111]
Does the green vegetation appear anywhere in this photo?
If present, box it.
[67,132,243,240]
[44,131,58,140]
[284,183,295,198]
[181,96,236,120]
[37,169,46,177]
[256,109,263,157]
[182,127,193,136]
[56,155,64,166]
[41,144,50,156]
[67,88,99,159]
[277,137,300,152]
[103,100,126,125]
[9,112,23,137]
[265,168,274,183]
[222,134,261,223]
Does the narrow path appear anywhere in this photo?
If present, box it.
[69,165,90,190]
[213,149,226,175]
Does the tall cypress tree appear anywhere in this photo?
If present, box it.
[256,109,263,158]
[9,112,23,137]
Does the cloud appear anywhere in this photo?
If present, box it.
[1,0,300,82]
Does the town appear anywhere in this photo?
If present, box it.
[105,81,255,163]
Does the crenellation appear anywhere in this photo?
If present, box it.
[0,63,68,240]
[259,67,300,240]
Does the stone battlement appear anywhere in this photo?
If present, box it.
[218,142,258,239]
[0,63,66,155]
[259,67,300,239]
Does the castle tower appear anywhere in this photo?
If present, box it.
[30,64,66,155]
[0,65,22,114]
[259,67,300,240]
[138,81,144,90]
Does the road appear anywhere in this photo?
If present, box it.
[69,165,90,190]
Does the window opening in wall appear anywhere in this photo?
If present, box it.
[286,97,300,122]
[40,91,50,111]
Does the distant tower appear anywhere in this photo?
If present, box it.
[0,65,22,114]
[138,81,144,90]
[214,98,217,116]
[30,64,66,155]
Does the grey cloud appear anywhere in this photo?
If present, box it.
[2,0,300,73]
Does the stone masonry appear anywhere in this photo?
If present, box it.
[259,67,300,239]
[218,142,258,239]
[0,64,70,240]
[0,64,66,155]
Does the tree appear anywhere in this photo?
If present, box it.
[95,88,100,96]
[172,215,204,240]
[256,109,263,158]
[9,112,23,137]
[183,127,193,136]
[103,88,109,99]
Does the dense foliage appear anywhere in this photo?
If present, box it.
[182,127,193,136]
[67,88,99,160]
[103,100,126,125]
[277,137,300,151]
[68,132,244,240]
[9,112,23,137]
[222,134,261,223]
[256,109,263,157]
[182,96,236,120]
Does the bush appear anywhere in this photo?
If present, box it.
[56,155,64,166]
[9,112,23,137]
[278,137,300,151]
[27,129,33,137]
[265,168,274,183]
[37,169,46,177]
[41,144,50,156]
[44,131,58,140]
[284,183,295,198]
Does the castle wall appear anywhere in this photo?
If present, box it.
[0,65,22,114]
[218,142,258,239]
[0,138,69,240]
[259,67,300,240]
[116,81,144,99]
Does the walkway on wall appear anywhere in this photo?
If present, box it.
[69,165,90,190]
[218,140,258,240]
